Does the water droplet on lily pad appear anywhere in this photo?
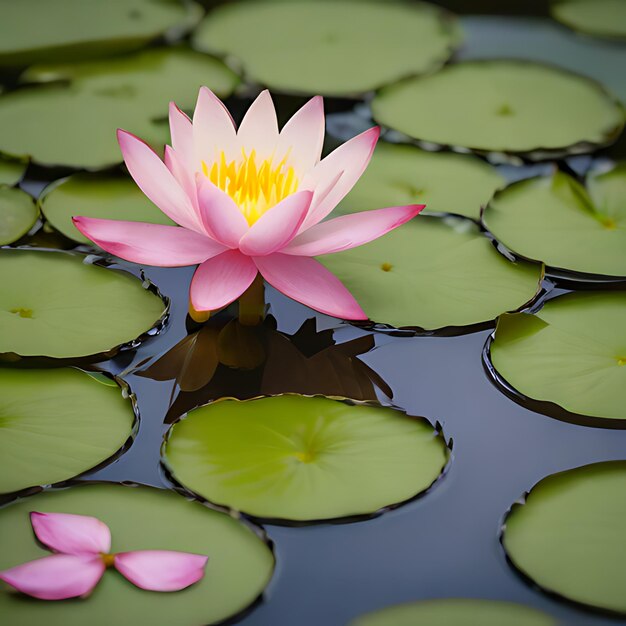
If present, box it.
[0,186,38,245]
[551,0,626,40]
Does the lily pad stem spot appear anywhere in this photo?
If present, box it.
[294,450,316,464]
[10,307,33,318]
[380,262,393,272]
[617,357,626,366]
[496,103,515,116]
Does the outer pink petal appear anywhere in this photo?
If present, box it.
[190,250,258,311]
[0,554,105,600]
[283,204,424,256]
[30,512,111,555]
[237,90,279,160]
[117,130,202,233]
[193,86,237,165]
[276,96,325,174]
[254,254,367,320]
[114,551,208,592]
[164,145,197,209]
[168,102,194,171]
[196,176,249,248]
[238,190,313,256]
[299,127,380,231]
[73,217,226,267]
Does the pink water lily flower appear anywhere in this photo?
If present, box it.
[73,88,424,320]
[0,512,208,600]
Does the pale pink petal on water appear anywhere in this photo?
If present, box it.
[168,102,194,170]
[254,254,367,320]
[114,551,208,592]
[30,512,111,555]
[193,86,237,165]
[237,90,279,160]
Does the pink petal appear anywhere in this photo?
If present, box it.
[30,512,111,555]
[73,217,226,267]
[299,127,380,231]
[168,102,194,171]
[164,145,197,208]
[196,176,249,248]
[276,96,325,174]
[237,90,279,160]
[114,551,208,592]
[117,130,202,233]
[283,204,424,256]
[254,254,367,320]
[238,190,313,256]
[190,250,258,311]
[193,86,237,165]
[0,554,105,600]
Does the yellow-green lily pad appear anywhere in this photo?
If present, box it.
[551,0,626,40]
[0,186,38,245]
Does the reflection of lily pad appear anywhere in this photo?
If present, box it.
[0,0,202,66]
[0,249,167,360]
[483,170,626,278]
[0,187,38,245]
[193,0,459,96]
[40,173,175,244]
[320,216,542,332]
[372,60,624,159]
[0,369,135,495]
[0,47,238,169]
[0,158,26,186]
[0,483,275,625]
[503,461,626,614]
[339,142,504,220]
[350,599,557,626]
[164,395,449,522]
[551,0,626,40]
[487,292,626,426]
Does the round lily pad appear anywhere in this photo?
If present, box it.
[0,482,275,625]
[193,0,459,96]
[0,0,202,67]
[372,60,624,159]
[349,599,557,626]
[0,47,239,169]
[483,169,626,278]
[320,215,542,333]
[339,142,504,220]
[0,187,38,245]
[163,395,449,522]
[40,173,175,244]
[503,461,626,614]
[487,292,626,426]
[0,368,135,495]
[0,249,167,360]
[0,158,27,186]
[551,0,626,40]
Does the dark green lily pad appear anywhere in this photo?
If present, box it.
[339,142,504,220]
[483,169,626,278]
[0,187,38,245]
[0,0,203,66]
[0,158,27,186]
[488,292,626,426]
[164,395,449,522]
[372,60,624,159]
[320,215,542,333]
[350,599,557,626]
[0,249,167,360]
[551,0,626,40]
[193,0,460,96]
[0,483,275,625]
[0,369,135,495]
[0,47,239,169]
[40,173,175,244]
[503,461,626,614]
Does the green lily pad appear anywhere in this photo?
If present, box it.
[193,0,460,96]
[0,482,275,625]
[488,292,626,426]
[0,187,38,245]
[372,60,624,159]
[349,599,557,626]
[0,368,135,495]
[0,47,239,169]
[551,0,626,40]
[339,142,504,220]
[163,395,449,522]
[0,158,27,186]
[0,249,167,360]
[0,0,202,67]
[40,173,175,244]
[483,169,626,278]
[320,215,542,332]
[503,461,626,614]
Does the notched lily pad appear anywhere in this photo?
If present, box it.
[551,0,626,40]
[0,249,168,361]
[163,395,449,523]
[0,186,38,245]
[0,482,275,625]
[193,0,460,96]
[0,158,27,186]
[502,461,626,614]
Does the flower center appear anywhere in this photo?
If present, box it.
[203,149,298,225]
